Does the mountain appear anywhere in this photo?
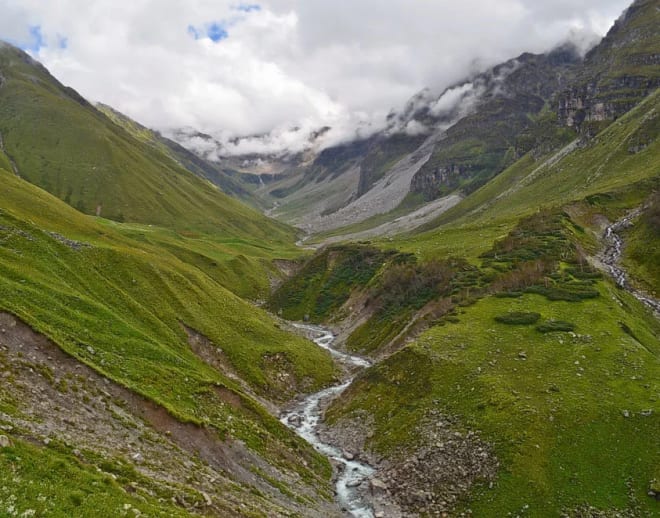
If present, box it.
[269,70,660,518]
[558,0,660,131]
[95,103,260,207]
[0,42,291,240]
[0,0,658,516]
[170,0,659,239]
[175,44,582,233]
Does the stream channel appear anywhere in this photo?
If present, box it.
[280,323,376,517]
[602,211,660,316]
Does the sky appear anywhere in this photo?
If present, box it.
[0,0,632,156]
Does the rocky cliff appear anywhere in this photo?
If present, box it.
[557,0,660,132]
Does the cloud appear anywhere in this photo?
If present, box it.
[0,0,632,156]
[429,83,478,117]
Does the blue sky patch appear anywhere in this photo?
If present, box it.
[187,25,203,39]
[234,4,261,12]
[207,23,229,42]
[18,25,45,52]
[188,21,231,43]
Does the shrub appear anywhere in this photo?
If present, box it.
[494,291,523,298]
[565,267,603,280]
[536,320,576,333]
[495,312,541,325]
[525,285,599,302]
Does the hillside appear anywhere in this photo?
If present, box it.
[0,0,658,516]
[269,90,660,514]
[0,164,341,516]
[0,42,291,240]
[95,104,260,208]
[266,4,660,514]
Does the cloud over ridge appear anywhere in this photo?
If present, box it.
[0,0,631,155]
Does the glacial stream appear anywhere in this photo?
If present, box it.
[281,324,376,517]
[602,211,660,316]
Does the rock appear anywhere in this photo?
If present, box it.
[0,435,11,448]
[622,409,630,418]
[287,414,303,427]
[346,478,363,488]
[201,491,212,506]
[370,478,388,495]
[131,452,144,464]
[518,351,527,360]
[640,409,653,417]
[343,449,355,461]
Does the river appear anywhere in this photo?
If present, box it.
[280,324,376,518]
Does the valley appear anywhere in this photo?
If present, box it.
[0,0,658,516]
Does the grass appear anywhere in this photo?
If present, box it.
[328,286,660,516]
[0,167,337,503]
[0,44,295,242]
[623,193,660,296]
[0,438,192,517]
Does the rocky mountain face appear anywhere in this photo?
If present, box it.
[558,0,660,132]
[409,45,581,200]
[166,0,659,236]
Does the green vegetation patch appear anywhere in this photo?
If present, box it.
[328,287,660,516]
[494,312,541,325]
[269,244,397,322]
[0,168,336,493]
[0,438,191,517]
[536,320,576,333]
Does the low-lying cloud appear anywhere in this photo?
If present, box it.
[0,0,631,156]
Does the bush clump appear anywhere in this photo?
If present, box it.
[495,312,541,325]
[536,320,576,333]
[494,291,523,298]
[525,285,599,302]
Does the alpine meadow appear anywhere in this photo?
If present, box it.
[0,1,658,517]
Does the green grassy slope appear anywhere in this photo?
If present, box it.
[96,103,258,207]
[624,193,660,295]
[329,286,659,515]
[0,43,291,240]
[401,88,660,262]
[272,69,660,514]
[0,166,337,511]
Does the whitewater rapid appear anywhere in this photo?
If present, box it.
[281,324,375,517]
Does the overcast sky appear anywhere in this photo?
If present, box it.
[0,0,631,155]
